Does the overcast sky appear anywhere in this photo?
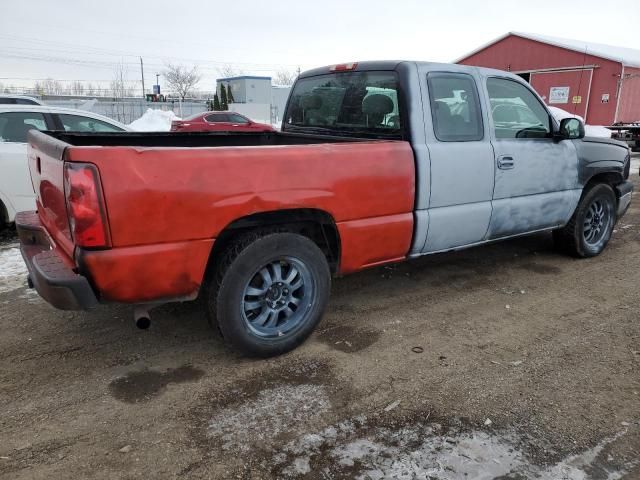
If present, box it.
[1,0,639,92]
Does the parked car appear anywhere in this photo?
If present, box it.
[0,95,44,106]
[170,111,274,132]
[18,61,632,357]
[0,105,128,226]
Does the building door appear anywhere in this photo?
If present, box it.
[529,68,593,121]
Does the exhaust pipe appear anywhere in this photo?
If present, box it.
[133,306,151,330]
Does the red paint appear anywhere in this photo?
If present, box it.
[618,66,640,123]
[530,69,591,119]
[337,213,414,273]
[28,141,75,258]
[457,33,633,125]
[29,138,415,303]
[81,239,214,302]
[170,112,274,132]
[63,141,416,253]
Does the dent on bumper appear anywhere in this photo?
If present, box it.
[15,211,98,310]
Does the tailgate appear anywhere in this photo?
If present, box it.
[27,130,74,258]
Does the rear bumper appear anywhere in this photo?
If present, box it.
[15,211,98,310]
[616,181,633,219]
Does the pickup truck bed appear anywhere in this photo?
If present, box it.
[22,129,414,306]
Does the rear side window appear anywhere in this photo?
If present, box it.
[15,98,40,105]
[427,72,483,142]
[0,112,47,143]
[487,77,551,139]
[228,114,249,124]
[58,114,123,133]
[205,114,229,123]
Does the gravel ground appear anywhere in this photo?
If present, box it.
[1,163,639,479]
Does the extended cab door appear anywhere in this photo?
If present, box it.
[482,76,581,238]
[417,69,495,253]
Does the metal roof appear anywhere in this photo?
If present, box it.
[216,76,272,82]
[455,32,640,68]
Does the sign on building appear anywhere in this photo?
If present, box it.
[549,86,570,104]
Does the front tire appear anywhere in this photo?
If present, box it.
[208,232,331,357]
[553,183,616,257]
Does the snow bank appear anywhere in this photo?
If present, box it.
[0,246,28,294]
[548,106,612,138]
[128,109,180,132]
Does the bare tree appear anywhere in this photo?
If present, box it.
[35,78,63,95]
[109,63,133,122]
[110,63,133,98]
[71,81,85,96]
[273,69,297,86]
[217,64,244,79]
[164,63,201,100]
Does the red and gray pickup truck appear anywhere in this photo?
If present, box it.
[18,61,632,356]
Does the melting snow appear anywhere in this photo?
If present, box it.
[207,384,330,452]
[128,108,181,132]
[548,106,612,138]
[272,419,636,479]
[0,246,27,294]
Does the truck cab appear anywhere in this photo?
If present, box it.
[284,61,631,256]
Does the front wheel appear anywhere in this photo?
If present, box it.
[553,183,616,257]
[207,232,331,357]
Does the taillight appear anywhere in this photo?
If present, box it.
[64,162,110,248]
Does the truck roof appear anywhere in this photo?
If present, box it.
[299,61,523,82]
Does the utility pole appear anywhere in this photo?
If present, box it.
[140,57,146,98]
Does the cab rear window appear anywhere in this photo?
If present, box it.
[285,71,402,137]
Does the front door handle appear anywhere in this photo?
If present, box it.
[497,155,515,170]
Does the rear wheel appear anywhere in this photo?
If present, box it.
[553,183,616,257]
[207,232,331,357]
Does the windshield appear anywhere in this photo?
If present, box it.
[284,71,403,137]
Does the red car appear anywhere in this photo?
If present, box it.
[170,111,274,132]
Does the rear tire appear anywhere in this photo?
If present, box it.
[207,232,331,357]
[553,183,616,257]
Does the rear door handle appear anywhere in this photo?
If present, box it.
[497,155,515,170]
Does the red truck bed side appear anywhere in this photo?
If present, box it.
[28,138,415,304]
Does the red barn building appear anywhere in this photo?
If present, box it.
[456,32,640,125]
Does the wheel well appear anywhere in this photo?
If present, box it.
[585,173,623,201]
[206,209,341,276]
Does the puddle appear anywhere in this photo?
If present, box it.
[316,325,380,353]
[109,364,204,403]
[518,262,562,275]
[271,418,637,479]
[0,247,28,294]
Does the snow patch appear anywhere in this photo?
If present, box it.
[128,108,180,132]
[0,246,28,294]
[274,419,636,479]
[548,106,612,138]
[207,384,330,452]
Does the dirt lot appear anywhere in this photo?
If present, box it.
[1,165,639,479]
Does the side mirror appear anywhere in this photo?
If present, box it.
[558,117,585,140]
